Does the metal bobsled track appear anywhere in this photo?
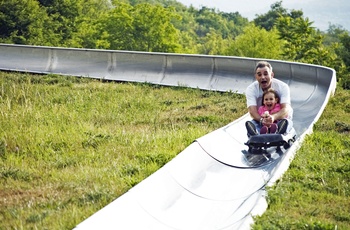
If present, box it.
[0,44,336,229]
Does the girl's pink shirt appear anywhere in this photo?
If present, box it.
[258,103,282,116]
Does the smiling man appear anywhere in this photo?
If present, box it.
[245,61,293,136]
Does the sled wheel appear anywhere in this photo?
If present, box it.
[284,139,293,149]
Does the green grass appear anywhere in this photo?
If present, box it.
[0,72,246,229]
[0,72,349,229]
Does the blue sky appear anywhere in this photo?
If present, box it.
[176,0,350,31]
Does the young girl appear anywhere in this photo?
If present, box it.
[258,88,282,134]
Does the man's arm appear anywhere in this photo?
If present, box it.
[269,103,290,123]
[248,105,261,122]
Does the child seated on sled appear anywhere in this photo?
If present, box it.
[258,88,286,134]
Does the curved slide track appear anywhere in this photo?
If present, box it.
[0,44,336,229]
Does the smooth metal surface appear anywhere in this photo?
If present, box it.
[0,44,336,229]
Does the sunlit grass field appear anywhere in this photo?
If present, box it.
[0,72,246,229]
[0,72,349,229]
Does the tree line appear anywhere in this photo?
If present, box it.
[1,0,349,88]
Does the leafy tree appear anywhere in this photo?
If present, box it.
[194,7,231,38]
[220,11,249,37]
[276,16,336,64]
[132,3,180,52]
[0,0,53,45]
[96,2,134,50]
[36,0,111,47]
[254,1,287,31]
[170,5,197,36]
[276,16,319,61]
[326,25,350,72]
[323,24,344,46]
[39,0,82,43]
[198,29,230,55]
[333,31,350,89]
[174,6,248,55]
[254,2,348,79]
[69,0,111,48]
[177,31,200,54]
[275,14,347,83]
[254,1,303,31]
[127,0,187,10]
[225,24,283,59]
[338,33,350,72]
[97,3,181,52]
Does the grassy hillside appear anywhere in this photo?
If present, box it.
[0,72,349,229]
[0,72,246,229]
